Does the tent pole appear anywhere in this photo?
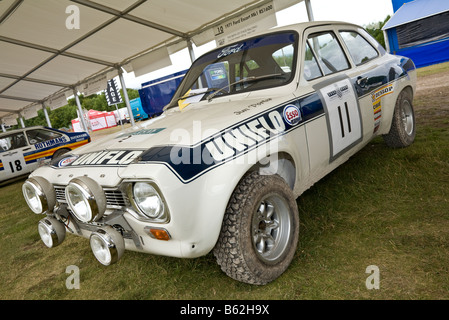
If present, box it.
[118,68,135,127]
[42,103,52,128]
[187,38,203,88]
[305,0,314,21]
[187,39,196,63]
[73,89,89,132]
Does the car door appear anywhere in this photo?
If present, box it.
[298,25,376,180]
[336,28,390,135]
[300,25,389,184]
[24,128,68,162]
[0,131,33,181]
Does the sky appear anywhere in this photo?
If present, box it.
[290,0,394,26]
[122,0,394,89]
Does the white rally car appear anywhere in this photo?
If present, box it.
[22,21,416,285]
[0,126,90,183]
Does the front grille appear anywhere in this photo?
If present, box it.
[55,186,66,202]
[104,189,127,207]
[54,185,126,208]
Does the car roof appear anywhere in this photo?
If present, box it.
[0,126,47,137]
[208,20,363,53]
[271,20,362,33]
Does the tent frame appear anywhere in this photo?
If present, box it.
[0,0,314,130]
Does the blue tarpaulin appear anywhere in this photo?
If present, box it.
[391,38,449,68]
[384,0,449,68]
[138,70,187,117]
[385,0,449,29]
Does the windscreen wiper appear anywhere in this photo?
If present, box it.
[207,73,284,102]
[165,88,220,110]
[176,88,220,102]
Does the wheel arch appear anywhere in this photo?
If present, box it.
[52,147,71,160]
[402,85,414,99]
[381,84,414,136]
[382,85,416,148]
[246,151,297,190]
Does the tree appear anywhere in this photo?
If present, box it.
[20,88,141,130]
[366,15,391,49]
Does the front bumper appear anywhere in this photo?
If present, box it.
[23,152,249,265]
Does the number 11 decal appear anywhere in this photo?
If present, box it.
[337,102,352,138]
[320,78,363,161]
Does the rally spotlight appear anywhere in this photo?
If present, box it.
[23,177,56,214]
[89,226,125,266]
[38,217,66,248]
[65,176,106,223]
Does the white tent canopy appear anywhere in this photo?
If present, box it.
[0,0,311,128]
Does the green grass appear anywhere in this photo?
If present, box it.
[416,61,449,77]
[1,66,448,300]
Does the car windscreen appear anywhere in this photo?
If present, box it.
[167,31,298,108]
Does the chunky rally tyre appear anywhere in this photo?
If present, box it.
[213,171,299,285]
[383,89,416,148]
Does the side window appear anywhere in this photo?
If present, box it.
[0,137,11,151]
[340,31,378,65]
[303,42,323,81]
[0,132,27,151]
[26,129,61,144]
[307,32,350,76]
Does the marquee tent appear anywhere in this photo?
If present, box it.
[383,0,449,68]
[0,0,313,130]
[72,109,117,132]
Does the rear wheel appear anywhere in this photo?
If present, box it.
[383,89,416,148]
[213,171,299,285]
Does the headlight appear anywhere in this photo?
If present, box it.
[22,177,56,214]
[128,182,168,222]
[65,176,106,223]
[133,182,164,218]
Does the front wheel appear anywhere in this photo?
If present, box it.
[52,148,70,160]
[383,89,416,148]
[213,171,299,285]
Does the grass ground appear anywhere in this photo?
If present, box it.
[0,63,448,301]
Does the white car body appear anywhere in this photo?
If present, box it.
[0,126,90,183]
[23,21,416,284]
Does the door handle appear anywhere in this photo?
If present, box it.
[4,151,18,156]
[357,76,368,87]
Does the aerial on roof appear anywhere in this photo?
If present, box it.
[0,0,303,125]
